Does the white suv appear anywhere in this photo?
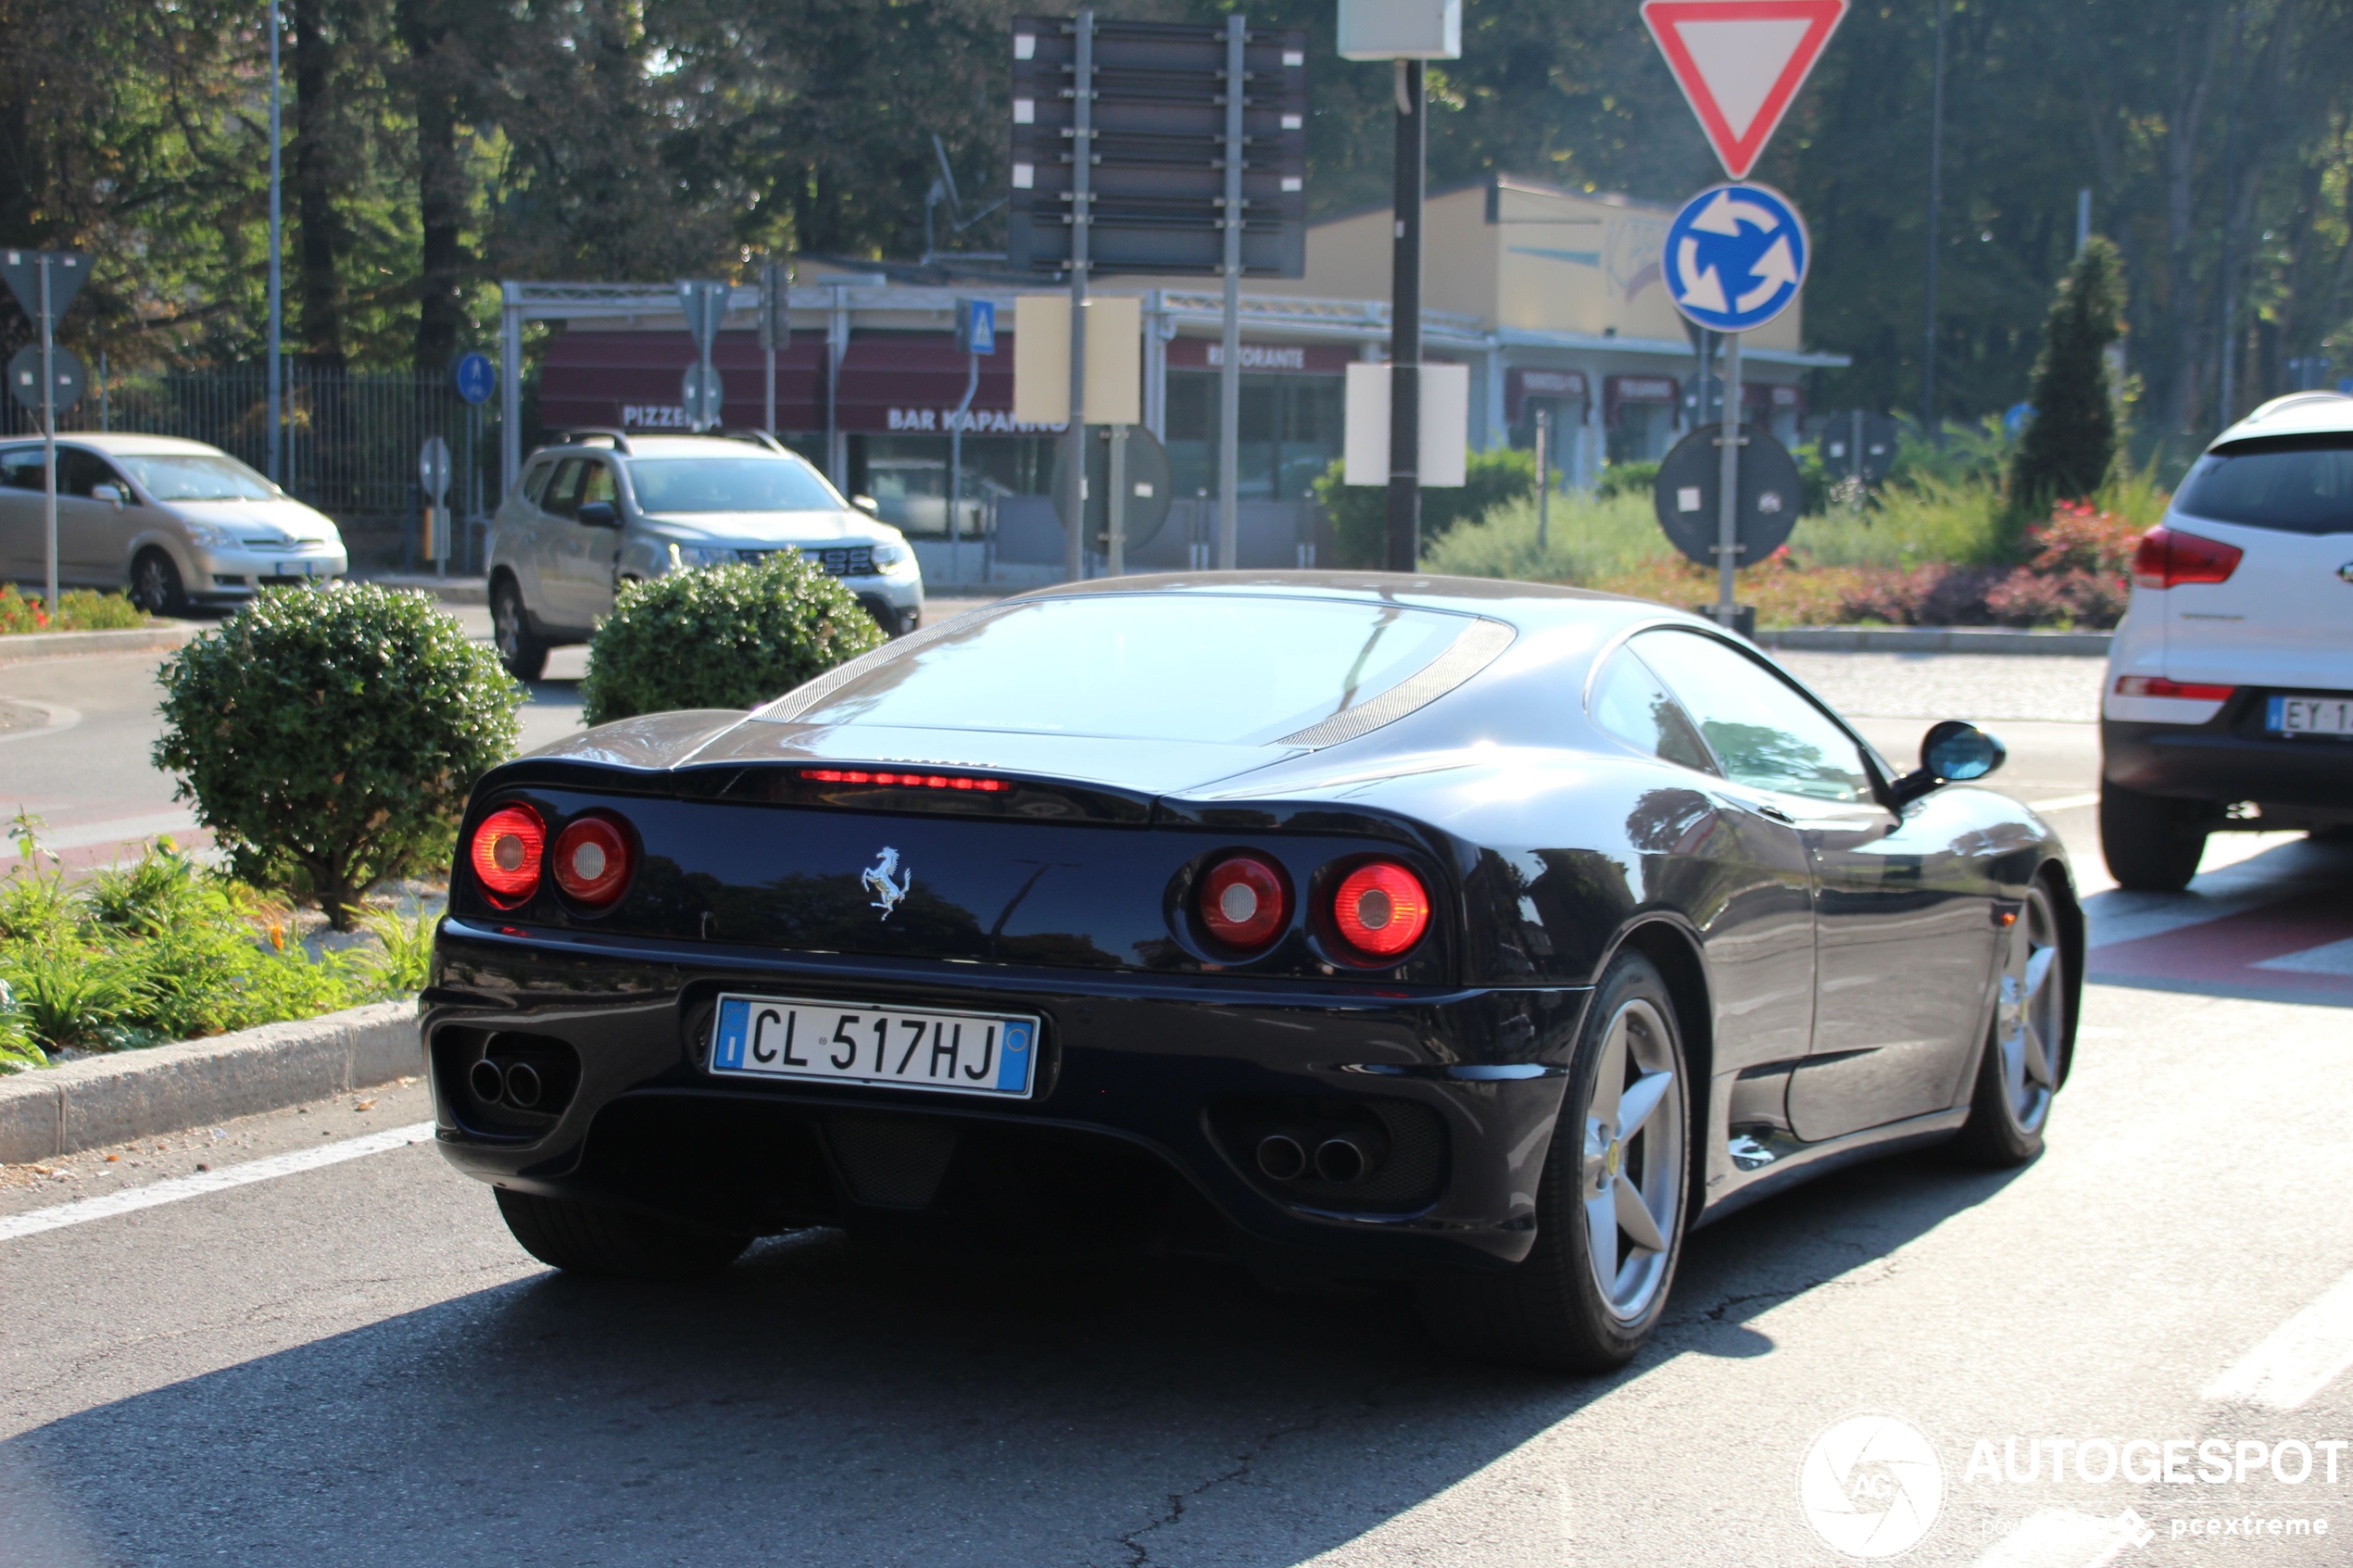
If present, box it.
[2100,392,2353,889]
[485,430,923,680]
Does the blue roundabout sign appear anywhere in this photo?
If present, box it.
[1664,182,1809,333]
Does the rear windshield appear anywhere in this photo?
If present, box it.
[112,452,278,502]
[765,595,1480,746]
[2174,435,2353,535]
[627,456,841,513]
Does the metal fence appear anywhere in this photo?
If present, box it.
[1,364,493,571]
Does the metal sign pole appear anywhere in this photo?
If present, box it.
[1534,405,1550,552]
[1107,423,1128,575]
[1216,13,1245,571]
[1063,9,1094,583]
[39,257,57,615]
[1386,59,1425,572]
[1715,331,1742,627]
[950,351,978,585]
[267,0,283,484]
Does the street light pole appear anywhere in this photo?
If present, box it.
[1920,0,1945,445]
[267,0,284,483]
[1386,57,1424,572]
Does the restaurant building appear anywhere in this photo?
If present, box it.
[523,173,1846,582]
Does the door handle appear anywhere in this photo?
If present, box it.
[1755,803,1796,824]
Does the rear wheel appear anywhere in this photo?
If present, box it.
[131,548,188,617]
[490,575,547,681]
[2098,781,2208,891]
[1418,951,1689,1373]
[494,1189,751,1280]
[1957,880,2070,1166]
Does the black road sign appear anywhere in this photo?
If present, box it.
[1820,410,1899,485]
[7,345,84,414]
[676,279,729,352]
[1008,17,1308,278]
[1051,425,1175,549]
[1653,424,1803,568]
[0,249,91,320]
[758,263,788,352]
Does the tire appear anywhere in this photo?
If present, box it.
[490,575,548,681]
[1418,951,1691,1373]
[1956,879,2070,1168]
[494,1188,750,1280]
[131,548,188,617]
[2098,781,2208,891]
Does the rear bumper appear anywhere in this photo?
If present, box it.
[2104,712,2353,813]
[422,918,1588,1273]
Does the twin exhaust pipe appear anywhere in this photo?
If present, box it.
[1255,1132,1371,1185]
[469,1057,545,1110]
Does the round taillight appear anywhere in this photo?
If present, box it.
[552,815,633,906]
[1331,860,1431,960]
[470,804,545,905]
[1199,854,1288,951]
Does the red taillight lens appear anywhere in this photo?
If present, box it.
[1198,855,1288,951]
[470,804,545,905]
[2133,525,2243,588]
[2115,674,2237,701]
[1330,860,1431,960]
[552,814,633,905]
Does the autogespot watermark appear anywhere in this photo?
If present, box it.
[1799,1418,2343,1559]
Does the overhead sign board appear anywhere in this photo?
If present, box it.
[1640,0,1848,180]
[1664,182,1809,332]
[1007,17,1310,278]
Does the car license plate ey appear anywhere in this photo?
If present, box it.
[707,995,1038,1098]
[2267,696,2353,738]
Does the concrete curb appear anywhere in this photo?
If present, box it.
[0,623,200,663]
[1756,626,2112,656]
[0,1000,423,1165]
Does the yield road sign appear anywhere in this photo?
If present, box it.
[0,249,91,320]
[675,279,729,352]
[6,345,84,413]
[1641,0,1848,180]
[1665,182,1809,332]
[418,435,453,505]
[450,352,496,405]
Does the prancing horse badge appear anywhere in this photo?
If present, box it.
[862,847,912,921]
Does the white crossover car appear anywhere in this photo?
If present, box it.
[2100,392,2353,888]
[485,430,924,680]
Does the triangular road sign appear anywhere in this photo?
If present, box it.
[1642,0,1848,180]
[0,249,92,322]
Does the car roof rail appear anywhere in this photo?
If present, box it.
[717,429,789,454]
[548,427,635,453]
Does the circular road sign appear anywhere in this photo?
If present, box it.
[1653,423,1803,568]
[6,345,84,414]
[1051,426,1175,552]
[451,351,496,406]
[418,434,453,505]
[1665,182,1809,333]
[681,362,724,430]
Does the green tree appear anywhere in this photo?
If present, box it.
[2007,237,2126,511]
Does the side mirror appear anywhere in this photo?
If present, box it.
[91,483,124,507]
[576,499,620,528]
[850,495,881,517]
[1888,720,2006,807]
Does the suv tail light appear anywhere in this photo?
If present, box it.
[2133,525,2243,588]
[2115,675,2236,701]
[1330,860,1431,960]
[471,804,545,905]
[552,814,634,906]
[1198,854,1289,951]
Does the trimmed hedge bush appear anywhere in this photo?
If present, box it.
[580,557,887,727]
[1313,445,1539,568]
[153,585,522,929]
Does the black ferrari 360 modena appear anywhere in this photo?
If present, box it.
[425,573,2080,1370]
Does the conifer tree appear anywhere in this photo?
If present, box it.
[2007,237,2126,510]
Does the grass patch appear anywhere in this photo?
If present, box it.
[0,822,430,1073]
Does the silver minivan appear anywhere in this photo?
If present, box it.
[485,430,924,679]
[0,433,348,613]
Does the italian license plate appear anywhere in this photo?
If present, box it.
[2267,696,2353,738]
[707,994,1039,1099]
[277,558,316,578]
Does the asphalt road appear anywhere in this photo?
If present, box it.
[5,633,2351,1565]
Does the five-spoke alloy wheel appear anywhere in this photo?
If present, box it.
[1959,878,2071,1165]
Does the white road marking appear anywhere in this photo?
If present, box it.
[0,808,203,861]
[0,1122,435,1243]
[2253,936,2353,976]
[2204,1266,2353,1410]
[2025,792,2100,813]
[1970,1509,2145,1568]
